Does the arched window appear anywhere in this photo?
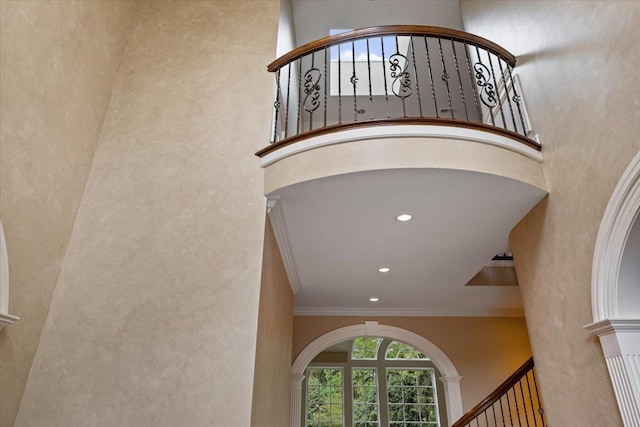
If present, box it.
[303,337,446,427]
[0,220,19,328]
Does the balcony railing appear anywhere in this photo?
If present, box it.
[257,26,540,158]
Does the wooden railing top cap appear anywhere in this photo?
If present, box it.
[268,25,516,72]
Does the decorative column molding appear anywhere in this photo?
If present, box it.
[585,319,640,426]
[290,373,305,427]
[439,376,464,426]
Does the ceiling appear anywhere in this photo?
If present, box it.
[268,168,547,316]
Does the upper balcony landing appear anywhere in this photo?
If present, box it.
[257,26,541,168]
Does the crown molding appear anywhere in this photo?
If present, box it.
[584,318,640,336]
[293,306,524,317]
[267,197,301,294]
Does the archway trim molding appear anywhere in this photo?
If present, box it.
[290,321,464,427]
[586,150,640,426]
[590,150,640,322]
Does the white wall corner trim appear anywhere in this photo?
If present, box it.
[267,197,301,294]
[0,220,19,329]
[260,124,544,167]
[591,150,640,322]
[291,322,464,427]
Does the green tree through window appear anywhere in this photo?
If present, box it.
[304,339,443,427]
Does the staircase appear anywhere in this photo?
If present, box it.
[452,357,546,427]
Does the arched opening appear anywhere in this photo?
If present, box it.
[0,220,19,328]
[586,150,640,425]
[290,322,463,427]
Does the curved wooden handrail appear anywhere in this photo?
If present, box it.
[268,25,516,72]
[255,117,541,158]
[451,357,535,427]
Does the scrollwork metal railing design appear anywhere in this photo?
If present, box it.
[259,26,539,157]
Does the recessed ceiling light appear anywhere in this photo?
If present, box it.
[396,214,413,222]
[369,297,379,302]
[378,267,390,273]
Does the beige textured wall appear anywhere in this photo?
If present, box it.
[14,1,279,426]
[0,2,138,426]
[461,1,640,425]
[293,316,532,411]
[251,218,294,427]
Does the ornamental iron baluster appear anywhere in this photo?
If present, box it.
[451,39,469,121]
[507,64,528,135]
[424,35,439,117]
[366,37,374,119]
[437,36,454,119]
[389,36,412,117]
[497,56,518,133]
[303,52,321,131]
[487,51,507,129]
[410,36,423,117]
[285,63,291,138]
[380,36,390,118]
[351,40,358,121]
[464,41,483,122]
[272,69,281,143]
[474,45,496,126]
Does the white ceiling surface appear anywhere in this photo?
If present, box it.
[269,169,547,313]
[291,0,465,47]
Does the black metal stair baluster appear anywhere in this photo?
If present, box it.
[323,46,328,128]
[396,35,407,117]
[338,43,342,124]
[505,387,515,427]
[524,372,539,427]
[380,36,390,118]
[487,51,507,128]
[475,45,495,126]
[491,402,498,427]
[498,395,507,427]
[366,37,373,119]
[507,64,528,135]
[437,36,454,119]
[285,63,291,138]
[519,379,531,427]
[352,40,358,121]
[497,57,518,133]
[297,57,302,134]
[484,407,490,427]
[309,51,315,130]
[272,68,281,143]
[452,39,469,121]
[511,388,523,427]
[532,369,546,426]
[424,35,439,117]
[464,41,482,122]
[410,35,423,117]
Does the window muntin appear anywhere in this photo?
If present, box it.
[387,368,439,426]
[352,368,380,427]
[304,339,443,427]
[385,341,429,360]
[305,368,344,427]
[352,337,383,360]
